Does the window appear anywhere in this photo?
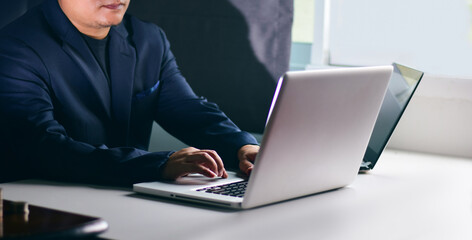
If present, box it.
[291,0,472,158]
[308,0,472,77]
[290,0,314,70]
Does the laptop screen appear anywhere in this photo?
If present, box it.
[361,63,424,170]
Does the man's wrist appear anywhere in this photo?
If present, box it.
[237,144,260,161]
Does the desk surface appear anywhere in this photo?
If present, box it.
[1,149,472,240]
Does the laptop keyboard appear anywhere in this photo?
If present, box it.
[196,181,248,198]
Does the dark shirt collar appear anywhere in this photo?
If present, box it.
[82,33,109,45]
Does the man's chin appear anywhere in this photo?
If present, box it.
[97,15,126,28]
[98,20,123,28]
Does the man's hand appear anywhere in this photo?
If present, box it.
[161,147,228,180]
[238,145,260,176]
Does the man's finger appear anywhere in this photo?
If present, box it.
[189,152,219,176]
[239,159,254,176]
[188,164,217,178]
[201,150,226,177]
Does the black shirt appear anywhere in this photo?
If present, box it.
[82,34,111,86]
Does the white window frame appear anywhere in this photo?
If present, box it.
[309,0,331,67]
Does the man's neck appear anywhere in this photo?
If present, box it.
[72,24,110,40]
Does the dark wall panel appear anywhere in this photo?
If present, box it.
[128,0,293,133]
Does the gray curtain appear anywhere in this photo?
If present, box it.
[128,0,293,133]
[1,0,294,134]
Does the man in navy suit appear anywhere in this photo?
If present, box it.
[0,0,260,184]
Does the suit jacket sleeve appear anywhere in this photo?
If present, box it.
[0,36,172,185]
[153,28,259,170]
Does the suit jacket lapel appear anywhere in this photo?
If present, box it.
[108,24,136,146]
[61,33,112,118]
[41,0,112,118]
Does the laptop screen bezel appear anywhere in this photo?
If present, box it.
[361,63,424,171]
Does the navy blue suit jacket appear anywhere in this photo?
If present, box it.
[0,0,257,184]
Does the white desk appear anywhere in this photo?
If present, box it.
[1,150,472,240]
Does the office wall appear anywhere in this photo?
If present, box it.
[128,0,293,133]
[388,75,472,158]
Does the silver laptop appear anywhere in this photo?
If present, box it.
[134,66,393,209]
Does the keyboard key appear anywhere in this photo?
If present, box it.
[196,181,248,198]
